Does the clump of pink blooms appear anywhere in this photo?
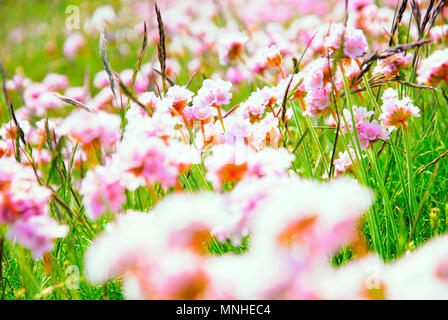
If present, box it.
[0,157,68,259]
[63,33,86,60]
[324,23,368,59]
[329,105,390,150]
[379,88,420,130]
[417,48,448,86]
[373,53,413,79]
[59,109,121,149]
[84,176,376,299]
[83,173,448,299]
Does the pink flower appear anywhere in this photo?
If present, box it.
[93,70,110,89]
[43,73,69,91]
[205,144,250,190]
[429,25,448,43]
[119,69,149,93]
[417,48,448,85]
[63,32,85,60]
[340,105,374,134]
[114,134,199,190]
[240,86,277,119]
[197,79,233,107]
[217,32,248,65]
[379,89,420,129]
[64,86,87,102]
[190,97,213,121]
[325,23,368,59]
[358,119,389,147]
[359,120,381,141]
[304,84,332,117]
[261,45,283,67]
[138,92,160,113]
[252,177,374,260]
[166,85,194,113]
[343,27,369,58]
[226,67,247,84]
[333,148,358,176]
[60,109,120,147]
[6,215,68,259]
[373,53,412,78]
[79,165,126,220]
[0,158,51,224]
[302,58,329,91]
[86,87,114,111]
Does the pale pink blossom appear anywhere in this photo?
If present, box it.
[59,109,121,146]
[79,165,126,220]
[63,33,85,60]
[379,89,420,129]
[6,215,68,259]
[417,48,448,85]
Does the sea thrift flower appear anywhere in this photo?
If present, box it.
[385,235,448,299]
[23,83,51,115]
[0,157,66,259]
[217,32,248,65]
[190,98,214,122]
[212,176,290,246]
[429,25,448,43]
[153,193,228,253]
[304,84,332,118]
[84,5,116,33]
[114,132,199,190]
[261,45,283,68]
[226,67,248,84]
[119,69,149,93]
[84,212,166,285]
[379,89,420,129]
[6,216,68,259]
[65,86,87,102]
[239,86,278,120]
[93,70,110,89]
[340,105,374,134]
[248,113,280,151]
[197,79,233,107]
[358,120,389,148]
[325,23,368,59]
[63,32,85,60]
[417,49,448,85]
[339,105,389,148]
[138,92,161,114]
[205,143,249,190]
[302,57,330,91]
[79,165,126,220]
[86,88,115,111]
[373,53,412,79]
[59,109,121,146]
[166,85,194,114]
[85,194,229,299]
[125,110,178,141]
[247,55,269,75]
[333,148,358,176]
[252,177,374,259]
[247,147,295,177]
[43,73,69,91]
[0,159,51,224]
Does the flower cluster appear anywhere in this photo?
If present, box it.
[0,157,68,259]
[417,48,448,86]
[379,89,420,130]
[85,176,376,299]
